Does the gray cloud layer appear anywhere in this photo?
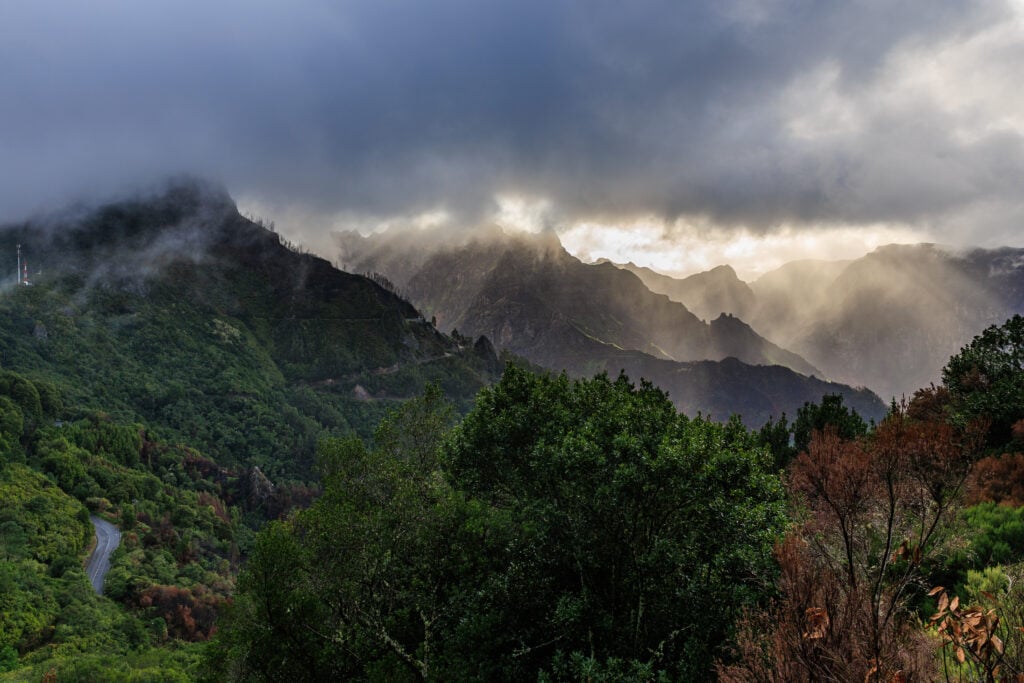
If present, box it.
[2,0,1022,244]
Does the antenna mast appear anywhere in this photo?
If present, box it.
[16,244,21,285]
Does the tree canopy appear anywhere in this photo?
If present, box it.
[209,369,788,681]
[943,314,1024,449]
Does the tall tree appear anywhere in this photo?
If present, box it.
[793,393,868,454]
[943,314,1024,450]
[209,370,789,681]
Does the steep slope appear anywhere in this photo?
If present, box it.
[611,246,1024,400]
[0,181,500,477]
[747,258,853,345]
[336,229,885,425]
[392,230,819,376]
[785,244,1024,400]
[538,334,884,426]
[613,261,757,322]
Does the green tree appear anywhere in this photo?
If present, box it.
[445,368,787,678]
[943,314,1024,449]
[212,371,788,680]
[793,393,868,454]
[0,396,25,458]
[758,412,795,470]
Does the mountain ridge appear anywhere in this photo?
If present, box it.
[0,181,502,477]
[605,243,1024,399]
[338,227,887,425]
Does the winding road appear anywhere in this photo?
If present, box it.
[86,516,121,595]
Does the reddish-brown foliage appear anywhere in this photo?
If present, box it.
[721,405,985,682]
[137,584,223,641]
[906,384,952,423]
[967,453,1024,506]
[1012,420,1024,445]
[197,491,231,525]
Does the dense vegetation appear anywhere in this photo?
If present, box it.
[0,184,499,680]
[0,182,499,481]
[206,370,788,680]
[1,185,1022,680]
[206,316,1024,682]
[0,366,251,680]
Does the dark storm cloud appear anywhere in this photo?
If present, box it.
[1,0,1021,241]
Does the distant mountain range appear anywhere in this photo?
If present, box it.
[606,261,758,323]
[610,245,1024,401]
[339,227,886,425]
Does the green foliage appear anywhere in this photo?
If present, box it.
[0,366,245,681]
[0,397,25,459]
[446,368,788,678]
[793,393,868,454]
[756,412,795,470]
[946,503,1024,577]
[943,314,1024,449]
[0,264,495,481]
[212,370,788,680]
[64,417,143,468]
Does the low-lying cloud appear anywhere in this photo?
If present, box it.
[3,0,1023,258]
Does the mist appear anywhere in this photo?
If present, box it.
[3,0,1024,269]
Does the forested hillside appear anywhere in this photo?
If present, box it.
[207,315,1024,681]
[0,180,500,478]
[0,182,501,679]
[2,183,1022,681]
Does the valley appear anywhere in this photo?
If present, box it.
[0,183,1020,681]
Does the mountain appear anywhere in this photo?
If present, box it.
[339,228,887,425]
[0,180,500,478]
[611,261,757,322]
[747,258,853,344]
[610,244,1024,401]
[772,244,1024,400]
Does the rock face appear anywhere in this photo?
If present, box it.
[472,335,502,374]
[244,466,275,508]
[363,230,820,375]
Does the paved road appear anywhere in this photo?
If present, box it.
[86,516,121,595]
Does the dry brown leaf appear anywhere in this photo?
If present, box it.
[802,607,829,640]
[928,586,945,596]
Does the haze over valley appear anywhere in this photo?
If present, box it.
[3,1,1024,680]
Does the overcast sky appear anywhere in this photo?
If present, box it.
[3,0,1023,276]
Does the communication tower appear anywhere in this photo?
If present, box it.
[16,244,30,286]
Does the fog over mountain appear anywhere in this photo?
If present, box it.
[3,0,1023,412]
[6,3,1024,679]
[4,0,1024,274]
[606,244,1024,400]
[338,226,890,425]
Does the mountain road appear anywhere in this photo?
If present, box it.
[87,516,121,595]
